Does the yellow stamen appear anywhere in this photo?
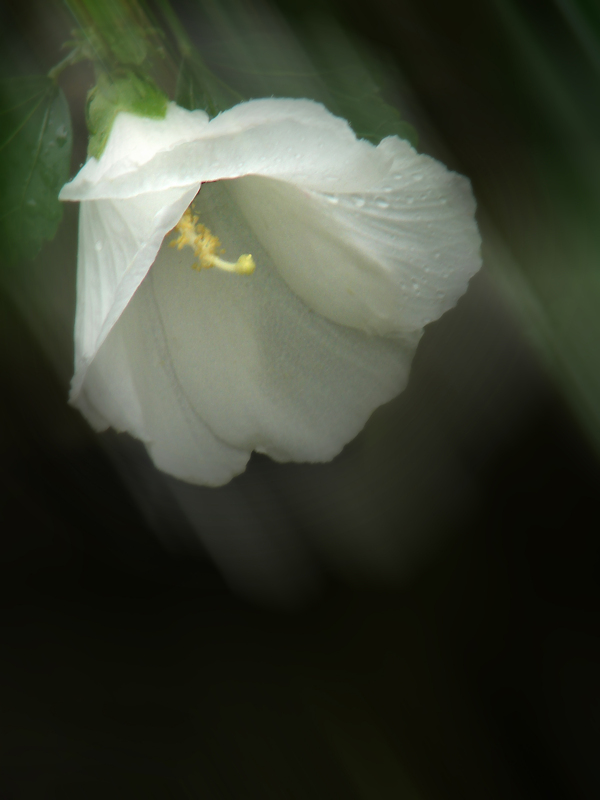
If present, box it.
[169,208,256,275]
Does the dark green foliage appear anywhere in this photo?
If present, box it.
[173,9,416,145]
[176,55,243,117]
[0,77,72,265]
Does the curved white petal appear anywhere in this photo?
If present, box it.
[59,104,209,200]
[77,278,251,486]
[71,183,200,398]
[231,137,480,336]
[136,180,418,463]
[60,99,392,201]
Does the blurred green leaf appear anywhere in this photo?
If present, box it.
[66,0,156,68]
[200,25,417,145]
[176,55,243,117]
[0,76,72,265]
[488,0,600,455]
[174,0,416,146]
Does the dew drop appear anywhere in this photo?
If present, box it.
[411,278,420,292]
[55,125,68,146]
[323,194,339,205]
[434,251,441,259]
[436,289,445,298]
[375,198,390,209]
[392,173,403,180]
[353,196,365,208]
[413,172,423,181]
[95,241,103,252]
[406,196,415,205]
[440,197,448,205]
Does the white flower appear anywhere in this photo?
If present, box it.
[59,99,481,486]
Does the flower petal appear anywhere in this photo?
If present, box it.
[59,104,209,200]
[60,99,392,201]
[132,179,418,464]
[78,280,251,486]
[71,183,200,399]
[231,136,481,336]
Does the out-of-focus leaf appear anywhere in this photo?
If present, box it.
[488,0,600,455]
[181,1,416,145]
[176,55,243,117]
[0,76,72,265]
[67,0,153,67]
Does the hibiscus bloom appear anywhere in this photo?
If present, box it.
[59,98,481,486]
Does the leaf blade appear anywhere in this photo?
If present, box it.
[0,76,73,265]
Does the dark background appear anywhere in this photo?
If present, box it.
[1,0,599,797]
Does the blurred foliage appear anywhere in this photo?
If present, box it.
[0,76,72,265]
[176,54,243,116]
[483,0,600,457]
[64,0,160,69]
[162,0,417,144]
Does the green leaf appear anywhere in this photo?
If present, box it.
[175,55,243,117]
[0,76,72,265]
[86,70,167,159]
[193,6,417,146]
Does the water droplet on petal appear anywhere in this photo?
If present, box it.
[323,194,339,205]
[434,252,441,259]
[406,196,415,205]
[353,197,365,208]
[413,172,423,181]
[95,241,103,252]
[436,289,445,298]
[375,198,390,209]
[392,173,403,180]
